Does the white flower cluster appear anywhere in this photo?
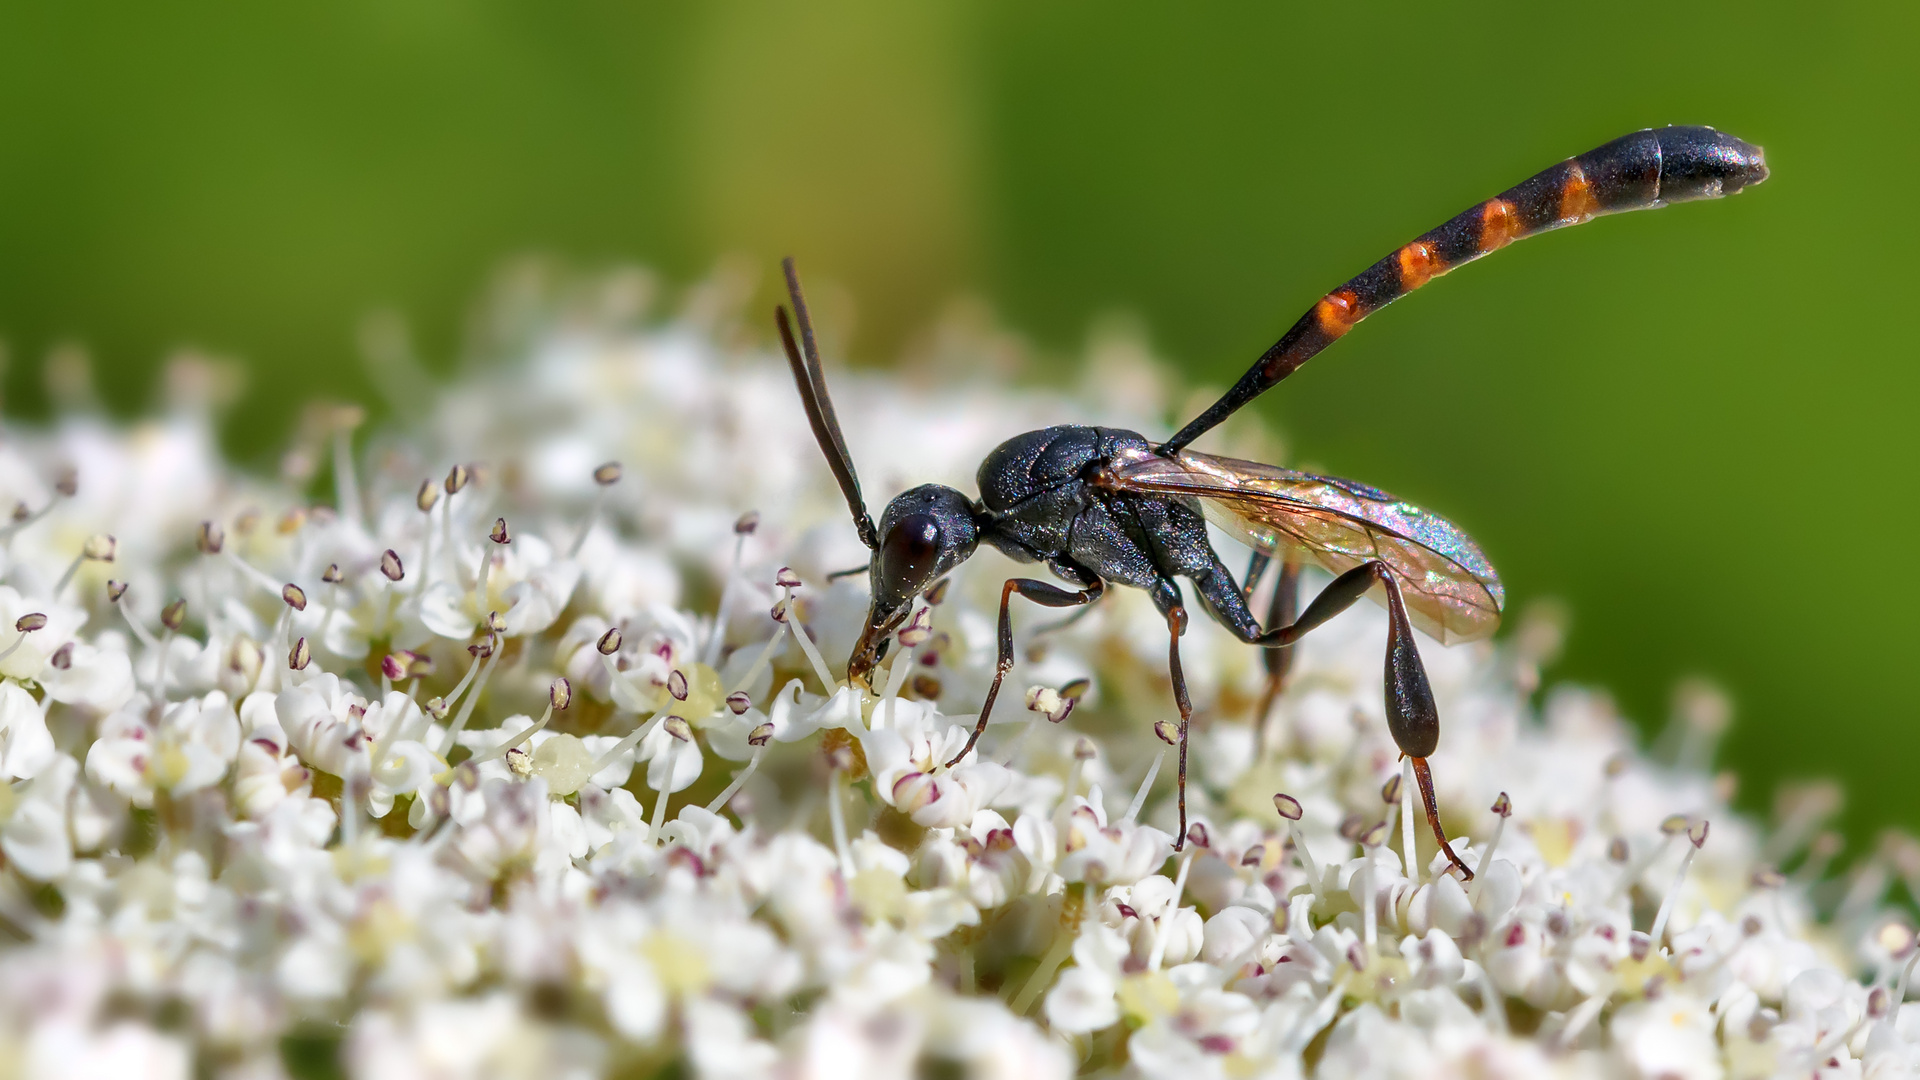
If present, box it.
[0,271,1915,1080]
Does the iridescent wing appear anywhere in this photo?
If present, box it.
[1106,446,1504,644]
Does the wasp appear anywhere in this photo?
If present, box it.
[778,126,1767,874]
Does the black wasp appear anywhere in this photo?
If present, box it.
[778,125,1768,874]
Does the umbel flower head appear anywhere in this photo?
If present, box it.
[0,267,1913,1079]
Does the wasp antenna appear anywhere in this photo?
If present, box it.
[778,257,878,549]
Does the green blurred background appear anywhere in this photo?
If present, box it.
[1,2,1914,842]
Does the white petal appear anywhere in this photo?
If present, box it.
[417,580,475,640]
[1044,966,1119,1033]
[0,682,55,780]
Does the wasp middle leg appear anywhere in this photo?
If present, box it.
[1249,555,1301,759]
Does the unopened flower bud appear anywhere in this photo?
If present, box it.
[1273,793,1304,821]
[1875,921,1913,957]
[667,670,689,700]
[83,534,116,561]
[550,678,572,711]
[160,599,187,631]
[13,613,46,634]
[775,567,802,590]
[106,580,128,603]
[594,461,623,486]
[597,627,622,655]
[54,468,78,497]
[897,610,933,648]
[1491,792,1513,818]
[748,722,773,747]
[892,772,939,813]
[444,463,471,495]
[1381,773,1402,804]
[490,517,510,545]
[425,697,449,721]
[381,654,408,680]
[1152,720,1178,745]
[197,521,224,554]
[380,549,403,581]
[664,716,692,742]
[282,584,307,611]
[1025,685,1061,715]
[726,691,752,715]
[322,563,343,584]
[416,479,440,512]
[289,637,311,671]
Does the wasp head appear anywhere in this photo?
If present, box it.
[848,484,979,685]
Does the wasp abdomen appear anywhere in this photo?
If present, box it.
[1162,125,1768,454]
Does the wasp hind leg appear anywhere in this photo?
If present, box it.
[1245,560,1474,880]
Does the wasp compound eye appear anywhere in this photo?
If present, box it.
[880,514,941,585]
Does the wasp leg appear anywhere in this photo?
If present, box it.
[1166,604,1195,851]
[1252,557,1301,759]
[826,563,870,581]
[1029,591,1107,638]
[1242,549,1272,603]
[1248,560,1473,880]
[944,575,1104,770]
